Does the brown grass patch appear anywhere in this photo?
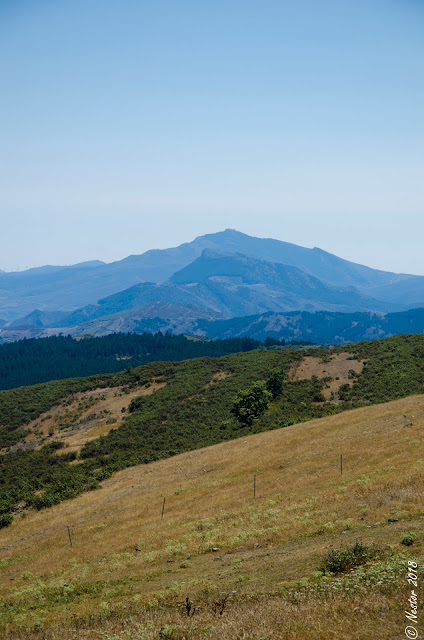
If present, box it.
[13,382,166,455]
[205,370,232,386]
[288,352,365,400]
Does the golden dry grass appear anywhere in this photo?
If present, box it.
[8,588,411,640]
[1,394,424,638]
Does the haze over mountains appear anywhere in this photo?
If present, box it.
[1,229,424,344]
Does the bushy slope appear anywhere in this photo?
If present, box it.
[1,334,424,532]
[0,349,300,519]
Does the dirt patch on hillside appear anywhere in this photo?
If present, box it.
[288,353,365,401]
[11,381,166,455]
[205,371,232,387]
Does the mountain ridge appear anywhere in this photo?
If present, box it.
[3,305,424,348]
[2,250,396,338]
[2,229,424,321]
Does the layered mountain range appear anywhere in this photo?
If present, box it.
[1,229,424,344]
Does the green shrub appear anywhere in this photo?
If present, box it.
[231,381,271,426]
[128,396,145,412]
[319,541,382,574]
[401,532,416,546]
[0,513,13,528]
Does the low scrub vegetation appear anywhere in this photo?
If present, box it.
[401,532,417,546]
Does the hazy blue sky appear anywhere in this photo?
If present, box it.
[1,0,423,273]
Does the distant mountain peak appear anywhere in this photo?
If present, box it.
[1,228,422,324]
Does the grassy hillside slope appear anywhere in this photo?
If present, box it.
[0,394,423,638]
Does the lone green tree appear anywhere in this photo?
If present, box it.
[231,381,271,426]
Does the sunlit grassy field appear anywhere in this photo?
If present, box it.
[1,394,423,638]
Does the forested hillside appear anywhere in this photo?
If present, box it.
[0,333,259,390]
[198,308,424,342]
[1,334,424,529]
